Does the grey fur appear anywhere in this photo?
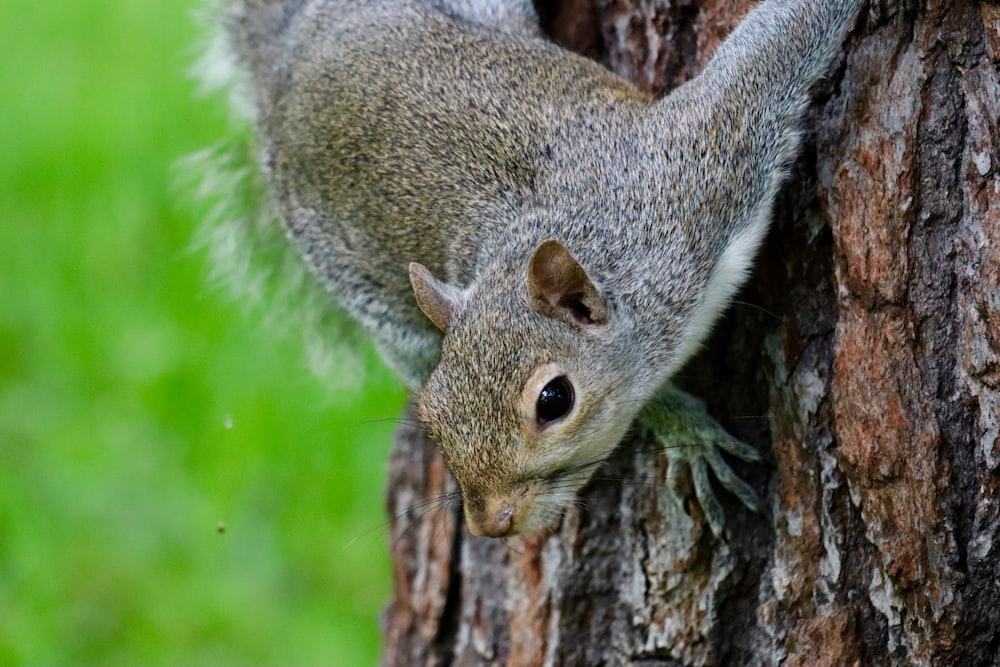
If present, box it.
[218,0,862,537]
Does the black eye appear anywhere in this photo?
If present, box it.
[536,376,574,424]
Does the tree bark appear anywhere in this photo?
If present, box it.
[381,1,1000,665]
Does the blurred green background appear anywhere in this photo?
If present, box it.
[0,1,406,664]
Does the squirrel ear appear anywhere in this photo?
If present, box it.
[409,262,466,332]
[527,239,607,326]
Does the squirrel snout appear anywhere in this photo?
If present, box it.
[466,503,517,538]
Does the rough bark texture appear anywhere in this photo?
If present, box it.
[381,1,1000,665]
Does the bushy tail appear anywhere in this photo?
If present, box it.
[223,0,538,79]
[223,1,304,83]
[428,0,540,36]
[184,1,365,390]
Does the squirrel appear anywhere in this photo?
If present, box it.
[215,0,862,539]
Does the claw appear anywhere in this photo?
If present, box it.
[690,458,726,538]
[717,432,762,463]
[666,456,691,506]
[640,384,761,537]
[703,446,760,513]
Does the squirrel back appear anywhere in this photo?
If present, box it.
[218,0,861,535]
[224,0,653,386]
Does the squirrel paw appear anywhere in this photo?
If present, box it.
[639,385,761,538]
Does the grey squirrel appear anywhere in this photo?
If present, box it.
[217,0,861,538]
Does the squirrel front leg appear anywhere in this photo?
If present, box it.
[638,384,761,538]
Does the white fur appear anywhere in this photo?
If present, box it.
[675,205,774,368]
[183,4,366,391]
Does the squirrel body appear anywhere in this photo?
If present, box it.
[221,0,861,537]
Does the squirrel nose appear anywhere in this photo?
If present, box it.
[469,504,516,538]
[493,506,515,536]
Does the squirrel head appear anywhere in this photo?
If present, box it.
[409,240,650,538]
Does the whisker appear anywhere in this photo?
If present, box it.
[390,490,461,513]
[348,490,460,550]
[497,536,528,557]
[427,497,459,549]
[391,496,457,551]
[372,491,460,548]
[730,299,781,321]
[354,416,429,430]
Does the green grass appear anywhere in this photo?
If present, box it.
[0,1,406,664]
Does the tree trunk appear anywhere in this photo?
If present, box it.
[380,1,1000,664]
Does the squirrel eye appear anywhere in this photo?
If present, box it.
[536,376,574,424]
